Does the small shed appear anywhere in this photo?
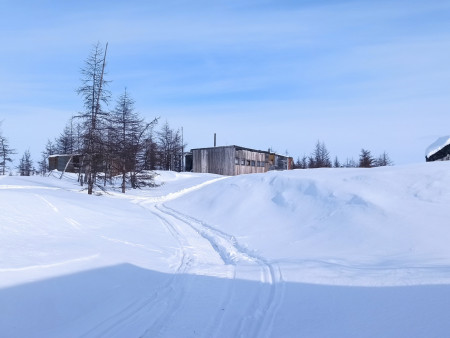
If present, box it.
[48,154,82,173]
[191,145,293,176]
[425,136,450,162]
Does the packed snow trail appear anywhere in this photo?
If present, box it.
[154,204,285,338]
[131,179,286,338]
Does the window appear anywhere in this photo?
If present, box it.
[246,160,250,166]
[235,157,240,165]
[251,160,256,167]
[256,161,260,167]
[241,158,245,165]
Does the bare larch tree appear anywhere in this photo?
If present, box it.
[76,42,111,194]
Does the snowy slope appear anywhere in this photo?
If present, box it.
[1,163,450,337]
[167,162,450,286]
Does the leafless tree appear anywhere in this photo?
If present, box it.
[37,139,57,175]
[333,156,341,168]
[310,140,332,168]
[109,89,157,192]
[157,121,184,172]
[76,42,111,194]
[0,123,16,175]
[359,149,374,168]
[17,150,33,176]
[374,151,393,167]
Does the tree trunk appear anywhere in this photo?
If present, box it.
[122,163,126,193]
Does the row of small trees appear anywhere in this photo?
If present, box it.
[0,123,35,176]
[294,141,393,169]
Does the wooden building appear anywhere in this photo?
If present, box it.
[425,136,450,162]
[48,154,122,176]
[190,145,293,176]
[48,154,82,173]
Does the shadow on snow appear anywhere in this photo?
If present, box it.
[1,263,450,338]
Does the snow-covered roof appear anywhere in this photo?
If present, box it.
[48,154,82,158]
[425,136,450,158]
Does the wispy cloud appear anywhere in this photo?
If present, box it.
[1,0,449,164]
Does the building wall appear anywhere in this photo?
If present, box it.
[426,144,450,162]
[192,146,236,175]
[192,145,293,176]
[234,148,267,175]
[48,155,81,173]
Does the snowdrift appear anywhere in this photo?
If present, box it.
[167,162,450,285]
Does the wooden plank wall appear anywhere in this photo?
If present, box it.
[48,155,81,173]
[193,146,291,176]
[234,149,267,175]
[192,147,236,175]
[56,156,72,172]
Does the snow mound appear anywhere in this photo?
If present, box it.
[167,162,450,285]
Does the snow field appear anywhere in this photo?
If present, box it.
[1,162,450,337]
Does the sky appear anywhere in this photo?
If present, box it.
[1,0,449,166]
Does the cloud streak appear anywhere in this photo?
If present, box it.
[1,0,449,165]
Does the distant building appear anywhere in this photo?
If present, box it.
[187,145,293,176]
[425,136,450,162]
[48,154,124,176]
[48,154,83,173]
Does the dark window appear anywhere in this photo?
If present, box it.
[246,160,250,166]
[251,160,256,166]
[235,157,240,165]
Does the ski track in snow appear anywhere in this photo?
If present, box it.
[34,194,59,212]
[132,176,228,204]
[0,185,60,190]
[0,255,100,273]
[98,176,286,337]
[83,198,220,337]
[148,204,231,338]
[151,202,285,338]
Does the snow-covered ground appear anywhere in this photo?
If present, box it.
[1,163,450,337]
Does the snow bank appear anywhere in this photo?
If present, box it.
[167,162,450,286]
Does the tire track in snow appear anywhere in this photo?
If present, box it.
[142,206,195,337]
[82,205,193,338]
[141,205,236,337]
[157,204,285,338]
[150,204,236,338]
[34,194,59,212]
[0,255,100,272]
[84,201,227,338]
[34,194,84,231]
[0,185,60,190]
[88,176,283,337]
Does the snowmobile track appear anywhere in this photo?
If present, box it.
[157,204,286,338]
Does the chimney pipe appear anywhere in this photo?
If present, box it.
[214,133,216,147]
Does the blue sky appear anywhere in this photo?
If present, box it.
[1,0,449,165]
